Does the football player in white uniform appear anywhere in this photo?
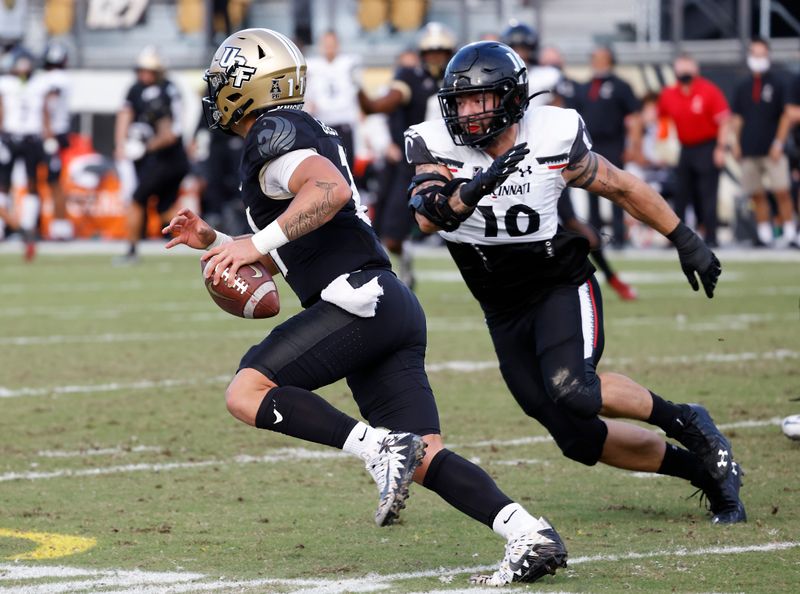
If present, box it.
[0,48,47,260]
[406,41,745,524]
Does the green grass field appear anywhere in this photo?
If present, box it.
[1,247,799,593]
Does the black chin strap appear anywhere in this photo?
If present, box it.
[528,89,552,101]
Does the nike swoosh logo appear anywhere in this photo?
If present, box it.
[206,284,236,301]
[357,427,368,442]
[247,265,263,279]
[273,409,283,424]
[502,509,518,524]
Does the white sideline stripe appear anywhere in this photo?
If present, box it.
[1,542,796,594]
[0,448,347,483]
[36,445,162,458]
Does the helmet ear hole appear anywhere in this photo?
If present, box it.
[227,93,242,102]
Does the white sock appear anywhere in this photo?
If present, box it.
[492,502,541,540]
[782,220,796,242]
[757,222,773,245]
[342,422,385,462]
[20,194,40,231]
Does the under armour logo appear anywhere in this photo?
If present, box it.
[518,165,533,178]
[716,449,729,468]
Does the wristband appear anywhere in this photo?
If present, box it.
[251,220,289,255]
[205,231,233,250]
[666,221,695,249]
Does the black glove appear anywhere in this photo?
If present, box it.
[459,143,530,207]
[667,222,722,298]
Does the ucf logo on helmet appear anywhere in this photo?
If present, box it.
[219,46,257,89]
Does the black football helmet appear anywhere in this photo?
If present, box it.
[500,22,539,53]
[438,41,529,148]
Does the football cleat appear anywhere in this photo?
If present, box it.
[470,517,568,586]
[675,403,733,482]
[365,431,426,527]
[702,461,747,524]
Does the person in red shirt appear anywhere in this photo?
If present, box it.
[658,53,731,247]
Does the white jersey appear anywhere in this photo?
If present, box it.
[41,69,71,135]
[405,105,591,246]
[304,54,361,128]
[0,72,49,136]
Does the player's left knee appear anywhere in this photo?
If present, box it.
[225,369,277,426]
[546,368,602,418]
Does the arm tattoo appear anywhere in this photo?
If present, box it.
[282,180,340,240]
[567,152,600,189]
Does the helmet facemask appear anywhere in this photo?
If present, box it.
[202,65,253,133]
[439,80,528,149]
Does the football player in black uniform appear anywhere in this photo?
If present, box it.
[163,29,567,586]
[114,47,189,264]
[406,41,745,525]
[357,22,457,289]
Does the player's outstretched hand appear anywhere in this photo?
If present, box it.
[667,222,722,298]
[460,142,530,206]
[162,208,216,250]
[201,237,262,287]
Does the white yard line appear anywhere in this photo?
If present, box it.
[36,446,163,458]
[0,376,231,398]
[0,448,347,483]
[0,415,782,483]
[0,542,795,594]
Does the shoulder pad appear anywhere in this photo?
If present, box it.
[242,111,321,177]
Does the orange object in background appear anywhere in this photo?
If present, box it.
[33,133,128,239]
[11,134,199,240]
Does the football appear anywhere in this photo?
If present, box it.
[781,414,800,441]
[201,259,280,319]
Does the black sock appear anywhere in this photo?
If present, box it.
[422,449,513,527]
[658,443,714,490]
[254,385,358,449]
[647,391,687,438]
[128,243,137,256]
[590,248,615,280]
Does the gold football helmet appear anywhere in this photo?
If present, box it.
[203,28,307,132]
[417,22,457,53]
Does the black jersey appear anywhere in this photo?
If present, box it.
[125,79,185,160]
[240,108,390,308]
[387,66,439,145]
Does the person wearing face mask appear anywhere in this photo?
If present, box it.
[731,38,796,248]
[657,53,731,247]
[572,45,643,249]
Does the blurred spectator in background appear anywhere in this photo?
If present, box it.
[540,45,637,300]
[358,22,456,288]
[573,45,642,248]
[41,40,73,241]
[0,47,47,260]
[658,53,730,247]
[731,38,796,248]
[539,45,577,109]
[113,46,189,265]
[305,30,361,171]
[500,21,560,107]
